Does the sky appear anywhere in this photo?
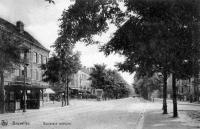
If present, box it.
[0,0,135,85]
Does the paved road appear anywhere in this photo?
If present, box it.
[0,98,147,129]
[0,98,199,129]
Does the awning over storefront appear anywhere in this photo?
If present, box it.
[44,88,55,94]
[5,82,48,90]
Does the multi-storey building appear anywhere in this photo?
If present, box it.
[176,75,200,101]
[0,18,49,112]
[70,67,92,93]
[167,73,200,102]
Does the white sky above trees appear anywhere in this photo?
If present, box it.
[0,0,135,85]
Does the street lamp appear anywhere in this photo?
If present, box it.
[23,49,29,112]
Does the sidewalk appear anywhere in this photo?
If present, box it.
[0,99,98,119]
[154,98,200,106]
[143,110,200,129]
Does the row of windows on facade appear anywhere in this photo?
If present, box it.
[79,73,89,80]
[21,52,48,64]
[14,68,43,81]
[179,73,200,85]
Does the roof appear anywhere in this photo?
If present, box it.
[0,17,50,52]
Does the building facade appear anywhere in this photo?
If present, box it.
[0,18,49,112]
[70,67,92,93]
[176,75,200,102]
[167,74,200,102]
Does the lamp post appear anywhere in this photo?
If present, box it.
[23,49,29,112]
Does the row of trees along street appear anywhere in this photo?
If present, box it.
[45,0,200,118]
[89,64,130,99]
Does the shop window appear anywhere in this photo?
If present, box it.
[10,91,14,101]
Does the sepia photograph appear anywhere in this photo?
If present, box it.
[0,0,200,129]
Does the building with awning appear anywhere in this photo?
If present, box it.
[0,17,50,112]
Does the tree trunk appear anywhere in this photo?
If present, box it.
[172,73,178,117]
[163,71,168,114]
[66,76,69,106]
[0,71,5,114]
[64,82,66,106]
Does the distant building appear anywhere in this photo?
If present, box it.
[167,74,200,102]
[0,18,49,112]
[70,67,92,93]
[176,75,200,101]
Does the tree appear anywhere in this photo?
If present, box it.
[90,64,107,90]
[89,64,130,99]
[56,0,200,117]
[106,70,130,99]
[0,32,22,113]
[50,36,82,106]
[134,72,162,100]
[41,54,60,84]
[42,51,81,106]
[41,54,63,95]
[102,1,200,117]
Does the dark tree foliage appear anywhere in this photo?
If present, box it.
[54,0,200,117]
[41,54,60,84]
[58,0,125,45]
[134,72,162,100]
[90,64,130,99]
[41,49,81,106]
[90,64,107,89]
[102,0,200,117]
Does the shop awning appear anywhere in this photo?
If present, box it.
[5,82,48,90]
[44,88,55,94]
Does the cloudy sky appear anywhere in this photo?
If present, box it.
[0,0,135,85]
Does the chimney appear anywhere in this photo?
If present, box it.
[16,21,24,34]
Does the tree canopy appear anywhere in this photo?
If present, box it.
[56,0,200,116]
[90,64,130,99]
[41,52,81,89]
[56,0,200,77]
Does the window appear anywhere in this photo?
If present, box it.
[37,71,42,81]
[38,54,42,64]
[43,56,46,64]
[33,52,37,63]
[20,52,24,60]
[14,69,20,76]
[41,71,44,80]
[43,56,48,64]
[32,69,37,80]
[27,68,31,78]
[36,70,39,80]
